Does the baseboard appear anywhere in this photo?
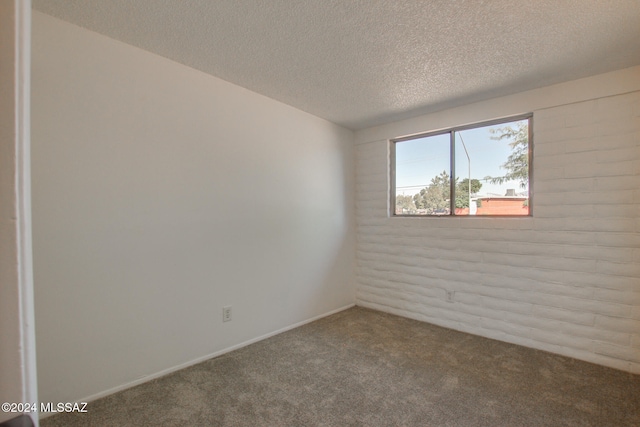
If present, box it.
[42,303,355,417]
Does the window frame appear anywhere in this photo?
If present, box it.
[390,113,534,217]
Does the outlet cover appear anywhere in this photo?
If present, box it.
[223,306,232,322]
[445,291,455,302]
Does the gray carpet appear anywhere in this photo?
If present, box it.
[41,307,640,426]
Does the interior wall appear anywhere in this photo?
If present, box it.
[0,1,37,424]
[355,66,640,373]
[31,11,355,405]
[0,6,22,420]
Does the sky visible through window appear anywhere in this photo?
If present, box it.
[395,120,528,198]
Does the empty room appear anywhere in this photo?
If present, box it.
[2,1,640,426]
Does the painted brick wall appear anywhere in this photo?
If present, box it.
[355,70,640,373]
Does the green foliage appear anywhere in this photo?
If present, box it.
[395,194,416,213]
[457,178,482,194]
[411,174,484,213]
[485,122,529,188]
[455,178,482,208]
[413,170,450,214]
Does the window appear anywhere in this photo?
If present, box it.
[391,115,532,216]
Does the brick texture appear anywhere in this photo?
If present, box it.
[355,90,640,373]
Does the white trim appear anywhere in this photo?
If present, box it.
[15,2,37,422]
[41,303,355,416]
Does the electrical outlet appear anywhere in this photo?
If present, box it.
[223,306,232,322]
[445,290,455,302]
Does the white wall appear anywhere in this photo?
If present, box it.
[31,11,355,405]
[355,66,640,373]
[0,1,38,424]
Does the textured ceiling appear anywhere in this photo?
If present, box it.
[32,0,640,130]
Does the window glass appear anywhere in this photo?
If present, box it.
[395,133,450,215]
[454,119,529,216]
[393,116,531,216]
